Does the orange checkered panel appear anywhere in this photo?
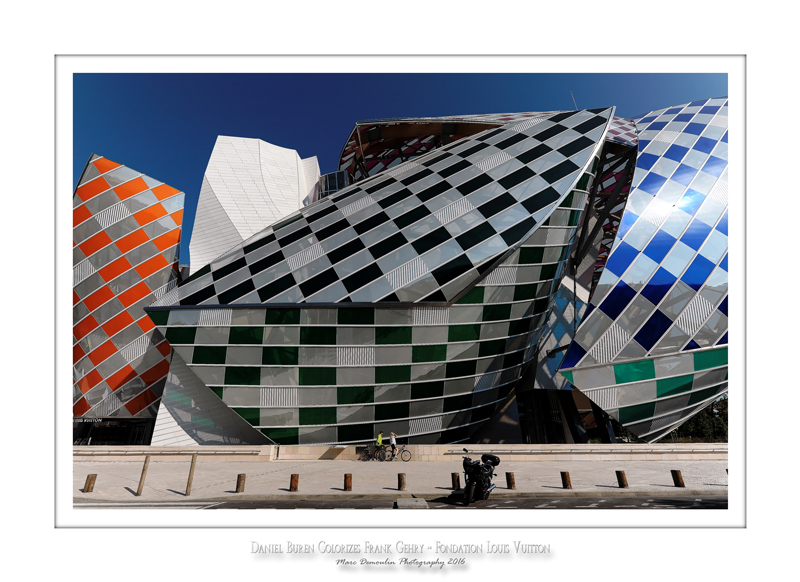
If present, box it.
[72,155,185,419]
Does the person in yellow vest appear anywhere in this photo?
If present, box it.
[373,431,384,460]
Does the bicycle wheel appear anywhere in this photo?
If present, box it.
[359,450,369,462]
[378,449,387,462]
[400,449,411,462]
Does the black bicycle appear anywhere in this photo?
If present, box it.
[386,444,412,462]
[359,445,388,461]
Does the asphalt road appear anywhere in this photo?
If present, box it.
[73,495,727,510]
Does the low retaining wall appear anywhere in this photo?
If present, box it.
[74,443,727,462]
[72,445,275,462]
[275,443,727,462]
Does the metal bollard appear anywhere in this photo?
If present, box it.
[505,472,516,490]
[235,474,246,493]
[451,473,460,490]
[398,473,406,491]
[560,471,572,489]
[290,474,299,492]
[83,474,97,493]
[615,470,628,489]
[185,454,198,497]
[671,469,685,488]
[344,473,352,491]
[136,455,151,497]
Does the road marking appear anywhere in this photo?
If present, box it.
[198,502,224,510]
[75,501,213,506]
[74,502,214,510]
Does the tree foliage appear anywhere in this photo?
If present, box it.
[667,394,728,442]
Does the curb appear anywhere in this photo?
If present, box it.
[73,489,726,504]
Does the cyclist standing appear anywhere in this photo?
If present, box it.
[373,431,384,460]
[389,432,398,460]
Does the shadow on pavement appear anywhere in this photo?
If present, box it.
[426,495,464,507]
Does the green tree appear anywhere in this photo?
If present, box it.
[668,394,728,442]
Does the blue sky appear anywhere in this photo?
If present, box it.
[73,73,727,265]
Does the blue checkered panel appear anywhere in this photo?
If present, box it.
[560,98,729,441]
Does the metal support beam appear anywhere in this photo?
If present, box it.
[572,146,637,266]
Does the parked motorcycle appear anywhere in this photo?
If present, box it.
[461,448,500,505]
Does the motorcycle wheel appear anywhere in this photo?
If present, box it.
[400,449,412,462]
[464,482,476,506]
[378,449,387,462]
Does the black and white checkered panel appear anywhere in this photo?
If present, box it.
[169,108,614,308]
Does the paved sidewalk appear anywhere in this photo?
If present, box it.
[73,457,728,503]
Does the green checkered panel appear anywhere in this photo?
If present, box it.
[149,162,601,443]
[561,346,728,441]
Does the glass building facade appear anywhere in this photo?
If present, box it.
[72,155,185,444]
[73,99,729,446]
[559,98,729,441]
[318,170,352,199]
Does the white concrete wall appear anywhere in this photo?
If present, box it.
[189,136,320,274]
[300,156,320,205]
